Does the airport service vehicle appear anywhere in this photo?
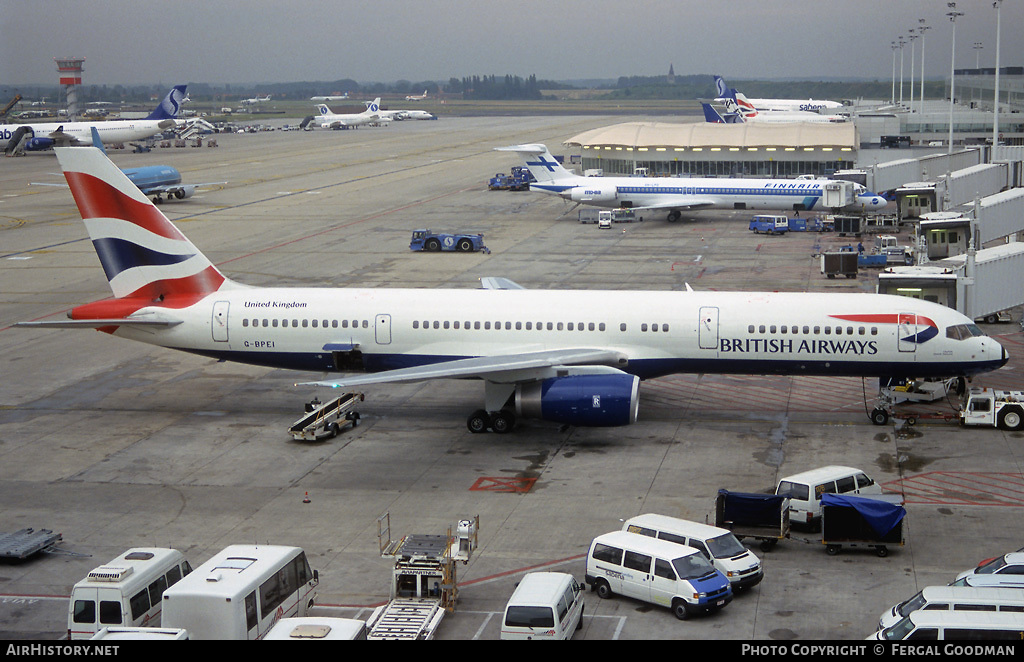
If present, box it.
[68,548,192,639]
[714,490,791,552]
[955,552,1024,583]
[775,466,882,529]
[288,392,363,440]
[870,610,1024,641]
[366,515,478,640]
[409,229,490,254]
[500,144,886,221]
[820,493,905,557]
[820,251,859,279]
[622,514,763,590]
[749,215,790,235]
[17,148,1008,434]
[264,617,367,640]
[161,545,318,640]
[586,531,732,620]
[960,388,1024,430]
[501,572,585,640]
[879,585,1024,631]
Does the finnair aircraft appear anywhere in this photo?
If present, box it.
[17,147,1008,432]
[1,86,187,155]
[714,76,843,113]
[313,98,383,129]
[499,144,885,221]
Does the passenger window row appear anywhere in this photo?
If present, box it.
[748,324,878,336]
[242,318,369,329]
[412,320,612,332]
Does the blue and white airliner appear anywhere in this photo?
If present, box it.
[17,147,1008,433]
[499,144,885,222]
[1,86,187,155]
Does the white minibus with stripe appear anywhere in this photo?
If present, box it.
[68,548,192,639]
[161,544,319,639]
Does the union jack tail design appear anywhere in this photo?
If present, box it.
[54,146,231,306]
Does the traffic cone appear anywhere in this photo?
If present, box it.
[303,492,311,504]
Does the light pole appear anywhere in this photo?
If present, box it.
[891,41,899,104]
[993,0,1003,157]
[919,21,931,111]
[909,31,918,112]
[947,2,964,154]
[899,36,906,105]
[973,42,983,68]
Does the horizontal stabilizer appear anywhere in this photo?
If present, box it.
[479,277,525,290]
[17,318,182,329]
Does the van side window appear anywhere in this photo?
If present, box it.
[148,575,168,607]
[689,540,711,559]
[922,603,950,610]
[856,473,875,489]
[816,481,837,496]
[626,525,657,538]
[954,604,998,611]
[245,592,258,632]
[592,544,623,565]
[73,600,96,624]
[907,628,939,640]
[654,559,676,581]
[557,592,571,620]
[658,532,687,546]
[129,589,150,621]
[623,551,652,573]
[99,601,122,625]
[777,481,809,501]
[166,566,182,586]
[836,476,856,493]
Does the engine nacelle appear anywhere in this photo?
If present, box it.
[24,137,55,151]
[172,185,196,200]
[515,373,640,427]
[569,184,618,203]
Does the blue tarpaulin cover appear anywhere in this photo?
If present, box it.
[718,490,787,526]
[821,493,906,538]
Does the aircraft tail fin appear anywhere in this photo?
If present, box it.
[145,85,188,121]
[364,98,381,115]
[702,103,727,123]
[316,104,331,116]
[495,144,575,184]
[714,75,728,98]
[54,146,233,303]
[89,127,107,154]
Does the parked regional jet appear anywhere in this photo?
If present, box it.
[313,98,383,129]
[499,144,884,221]
[241,94,271,105]
[405,89,429,101]
[16,147,1008,432]
[1,85,187,155]
[714,76,844,113]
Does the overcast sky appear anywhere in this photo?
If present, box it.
[2,0,1021,88]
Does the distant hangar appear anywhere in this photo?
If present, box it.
[565,121,858,178]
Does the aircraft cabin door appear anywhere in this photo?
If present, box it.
[699,306,719,350]
[898,313,918,353]
[375,314,391,345]
[212,301,229,342]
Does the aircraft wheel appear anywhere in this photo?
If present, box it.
[489,409,515,434]
[467,410,490,433]
[667,211,681,223]
[870,408,889,426]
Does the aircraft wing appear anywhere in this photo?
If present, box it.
[631,198,717,211]
[479,277,526,290]
[140,181,227,195]
[297,348,629,388]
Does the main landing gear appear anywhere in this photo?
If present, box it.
[467,408,516,434]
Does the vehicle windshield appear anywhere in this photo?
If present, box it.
[672,553,717,581]
[881,615,916,641]
[706,533,747,559]
[776,481,809,501]
[897,590,927,617]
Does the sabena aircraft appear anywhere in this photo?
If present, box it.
[500,144,885,221]
[17,147,1008,432]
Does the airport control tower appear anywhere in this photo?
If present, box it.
[54,57,85,120]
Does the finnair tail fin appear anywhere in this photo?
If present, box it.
[54,146,234,302]
[495,144,575,184]
[145,85,188,121]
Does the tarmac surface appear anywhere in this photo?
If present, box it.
[1,116,1022,641]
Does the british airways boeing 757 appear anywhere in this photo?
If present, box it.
[17,147,1008,432]
[499,144,885,222]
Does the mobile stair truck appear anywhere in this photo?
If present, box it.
[365,514,479,640]
[714,490,791,552]
[820,493,905,557]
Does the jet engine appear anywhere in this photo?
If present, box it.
[171,185,196,200]
[515,373,640,427]
[569,184,618,204]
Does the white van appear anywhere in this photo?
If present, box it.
[622,514,762,590]
[68,548,192,639]
[879,585,1024,630]
[955,551,1024,583]
[870,610,1024,640]
[775,466,882,528]
[950,574,1024,589]
[501,572,585,640]
[586,531,732,620]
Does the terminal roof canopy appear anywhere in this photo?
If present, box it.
[564,121,858,150]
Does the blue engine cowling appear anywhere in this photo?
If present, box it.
[24,137,55,151]
[515,373,640,427]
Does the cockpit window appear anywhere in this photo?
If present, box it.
[946,324,986,340]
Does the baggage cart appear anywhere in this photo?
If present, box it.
[820,493,905,557]
[714,490,791,552]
